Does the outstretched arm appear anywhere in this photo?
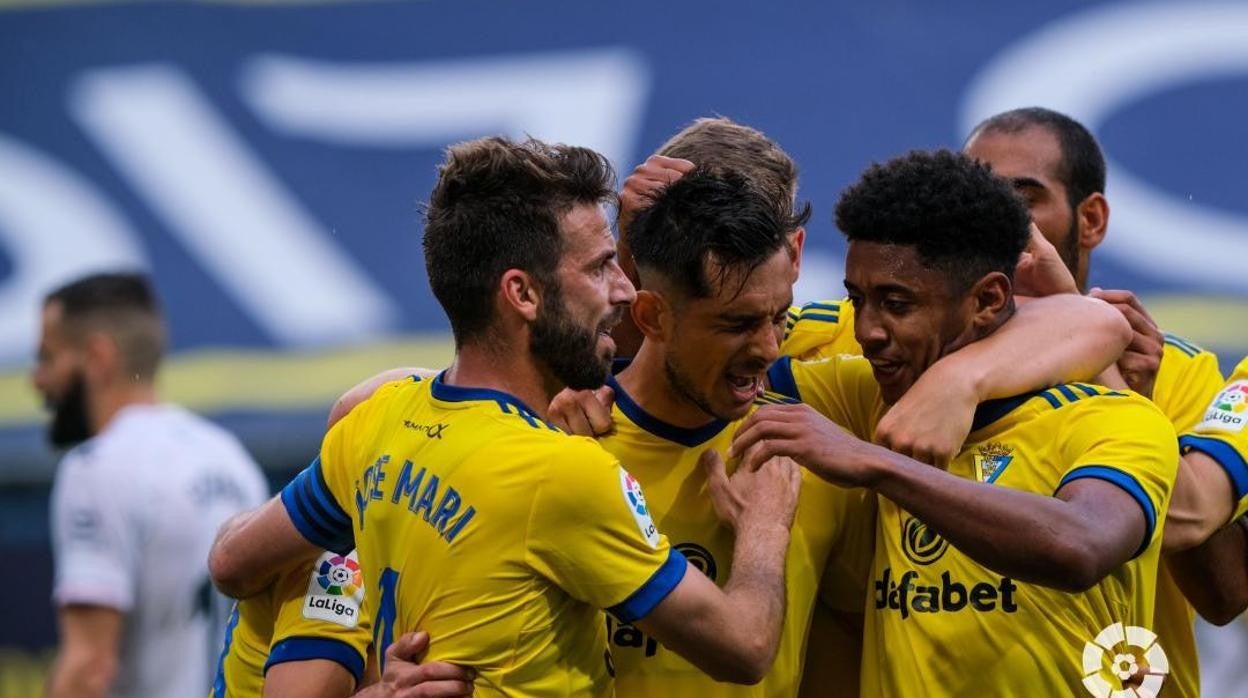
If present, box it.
[735,404,1151,592]
[209,498,322,599]
[876,293,1131,464]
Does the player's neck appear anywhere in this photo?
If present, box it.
[619,342,722,430]
[446,345,557,421]
[89,380,159,435]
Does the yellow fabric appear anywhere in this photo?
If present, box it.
[1181,356,1248,521]
[781,299,862,360]
[598,379,875,697]
[315,375,678,697]
[1148,336,1225,698]
[212,551,371,697]
[861,385,1177,696]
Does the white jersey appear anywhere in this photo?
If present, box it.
[50,404,268,698]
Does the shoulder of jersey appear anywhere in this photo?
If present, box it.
[1161,331,1213,361]
[1026,382,1159,415]
[786,299,848,333]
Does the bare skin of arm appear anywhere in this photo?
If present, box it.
[1164,451,1236,553]
[46,605,122,698]
[1167,519,1248,625]
[632,452,801,685]
[329,368,438,428]
[874,293,1131,465]
[733,404,1145,593]
[265,660,357,698]
[209,498,322,599]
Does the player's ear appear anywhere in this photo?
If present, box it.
[500,268,541,323]
[787,227,806,277]
[81,330,120,385]
[631,289,670,342]
[969,271,1012,331]
[1077,193,1109,251]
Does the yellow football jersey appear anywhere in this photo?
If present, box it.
[210,551,371,697]
[1181,355,1248,521]
[1148,334,1225,698]
[781,299,862,360]
[598,374,876,697]
[279,374,683,697]
[860,385,1177,697]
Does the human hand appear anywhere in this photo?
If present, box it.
[1088,288,1162,398]
[729,403,882,489]
[702,449,801,533]
[875,363,974,467]
[618,155,697,236]
[547,385,616,436]
[1014,223,1078,297]
[373,631,475,698]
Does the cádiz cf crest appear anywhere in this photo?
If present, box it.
[974,442,1014,483]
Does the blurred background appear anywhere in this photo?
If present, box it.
[1,0,1246,693]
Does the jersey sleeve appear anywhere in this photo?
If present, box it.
[1055,395,1179,558]
[525,441,687,624]
[767,354,883,440]
[1153,336,1225,432]
[1179,357,1248,519]
[49,448,140,610]
[781,299,862,361]
[264,550,371,686]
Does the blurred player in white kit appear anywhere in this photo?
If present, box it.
[32,272,268,698]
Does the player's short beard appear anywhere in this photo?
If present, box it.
[47,372,92,448]
[663,354,731,422]
[531,284,617,391]
[1057,208,1081,286]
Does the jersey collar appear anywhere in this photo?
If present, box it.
[430,371,545,419]
[607,374,729,447]
[969,389,1046,433]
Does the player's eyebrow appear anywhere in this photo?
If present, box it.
[584,248,617,270]
[1011,176,1047,190]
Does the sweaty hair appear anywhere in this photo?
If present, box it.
[423,136,616,346]
[967,107,1106,210]
[657,117,811,228]
[628,170,798,299]
[835,149,1031,292]
[45,271,165,381]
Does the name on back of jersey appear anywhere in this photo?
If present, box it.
[303,550,365,627]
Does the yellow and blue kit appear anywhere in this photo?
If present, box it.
[1181,355,1248,520]
[279,373,684,697]
[1146,333,1224,698]
[209,549,371,697]
[781,299,861,360]
[599,373,876,697]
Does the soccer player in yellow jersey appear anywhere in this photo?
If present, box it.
[210,550,373,697]
[963,107,1226,698]
[209,136,806,696]
[737,150,1178,696]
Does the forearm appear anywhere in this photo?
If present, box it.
[717,519,791,665]
[1167,519,1248,625]
[932,294,1130,401]
[209,498,319,598]
[47,651,115,698]
[866,449,1108,591]
[1164,452,1236,553]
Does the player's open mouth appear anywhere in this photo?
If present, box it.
[867,357,904,378]
[727,374,762,402]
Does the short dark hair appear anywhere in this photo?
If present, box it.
[628,170,797,299]
[423,136,616,345]
[657,117,812,229]
[968,107,1106,210]
[835,149,1031,292]
[45,271,165,380]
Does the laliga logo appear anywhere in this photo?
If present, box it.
[1216,384,1248,414]
[316,554,362,597]
[1081,622,1167,698]
[623,472,648,517]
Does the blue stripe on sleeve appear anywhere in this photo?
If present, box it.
[801,301,842,314]
[1055,384,1080,403]
[1039,390,1062,409]
[766,356,801,401]
[309,460,353,527]
[1057,465,1157,559]
[1181,435,1248,503]
[796,312,839,324]
[1074,383,1100,397]
[608,548,689,624]
[280,460,354,553]
[265,637,366,684]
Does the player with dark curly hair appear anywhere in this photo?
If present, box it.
[738,149,1180,696]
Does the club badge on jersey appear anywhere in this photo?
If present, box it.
[303,550,364,628]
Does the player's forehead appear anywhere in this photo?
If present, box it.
[965,126,1065,188]
[557,203,613,262]
[845,242,943,296]
[696,248,794,318]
